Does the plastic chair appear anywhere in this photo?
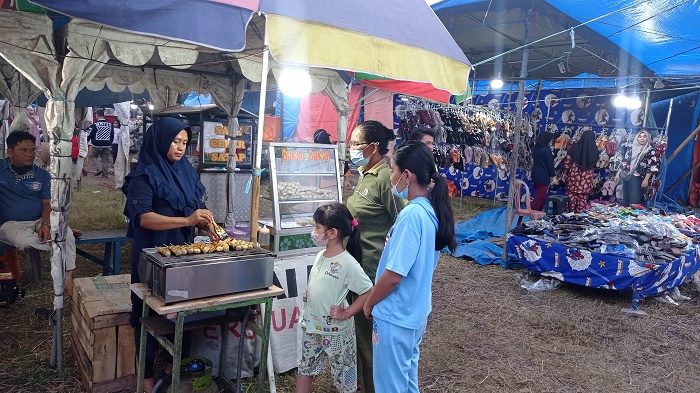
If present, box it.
[511,179,546,226]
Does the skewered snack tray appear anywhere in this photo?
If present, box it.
[157,238,256,257]
[278,181,336,201]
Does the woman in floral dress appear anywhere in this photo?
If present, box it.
[615,130,658,206]
[562,130,600,213]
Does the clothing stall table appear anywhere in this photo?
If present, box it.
[131,283,284,393]
[506,234,700,309]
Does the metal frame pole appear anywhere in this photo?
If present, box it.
[503,7,533,260]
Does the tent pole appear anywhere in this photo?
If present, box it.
[642,88,652,128]
[503,7,533,260]
[250,19,270,243]
[664,98,674,135]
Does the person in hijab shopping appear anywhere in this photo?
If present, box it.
[345,120,404,393]
[122,117,219,393]
[562,130,600,213]
[530,132,558,211]
[615,130,658,206]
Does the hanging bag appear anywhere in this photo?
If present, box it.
[643,176,662,201]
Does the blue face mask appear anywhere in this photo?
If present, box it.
[350,143,375,166]
[391,172,410,199]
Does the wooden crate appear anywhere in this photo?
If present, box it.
[71,275,136,393]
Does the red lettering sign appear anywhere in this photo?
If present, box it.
[271,306,302,332]
[280,148,332,161]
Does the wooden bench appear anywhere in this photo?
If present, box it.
[75,229,131,275]
[0,229,131,282]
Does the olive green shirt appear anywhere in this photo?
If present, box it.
[346,160,404,281]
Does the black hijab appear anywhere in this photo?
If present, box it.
[535,132,556,149]
[122,117,206,217]
[567,130,599,170]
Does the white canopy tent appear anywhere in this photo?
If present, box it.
[0,9,350,371]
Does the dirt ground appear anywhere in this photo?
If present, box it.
[2,173,700,393]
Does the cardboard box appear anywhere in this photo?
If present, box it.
[71,275,136,393]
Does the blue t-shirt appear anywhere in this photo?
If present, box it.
[0,158,50,225]
[372,197,439,329]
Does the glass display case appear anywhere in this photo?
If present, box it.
[259,142,342,256]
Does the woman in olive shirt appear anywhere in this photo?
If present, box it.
[346,120,404,393]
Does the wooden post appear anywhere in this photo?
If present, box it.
[250,27,270,243]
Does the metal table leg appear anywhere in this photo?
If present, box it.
[220,321,229,380]
[137,301,149,393]
[113,241,122,274]
[257,298,273,393]
[171,312,185,393]
[102,242,113,276]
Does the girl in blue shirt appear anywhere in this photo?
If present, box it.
[363,141,457,392]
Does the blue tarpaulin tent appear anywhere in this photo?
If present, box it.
[433,0,700,204]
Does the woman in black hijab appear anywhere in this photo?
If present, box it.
[123,117,219,392]
[562,130,600,213]
[530,132,558,211]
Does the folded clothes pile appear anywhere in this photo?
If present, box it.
[510,203,695,264]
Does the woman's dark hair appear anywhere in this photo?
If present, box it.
[112,119,121,128]
[6,131,36,149]
[313,203,362,262]
[392,141,456,253]
[353,120,396,155]
[409,127,436,142]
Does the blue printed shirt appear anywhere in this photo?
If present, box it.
[0,157,51,225]
[372,197,439,329]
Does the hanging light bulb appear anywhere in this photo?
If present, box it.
[613,94,628,108]
[148,103,154,111]
[130,102,138,110]
[490,78,504,89]
[625,96,642,110]
[278,67,312,97]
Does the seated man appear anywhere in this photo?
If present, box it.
[0,131,77,296]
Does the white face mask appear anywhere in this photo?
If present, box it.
[310,229,331,247]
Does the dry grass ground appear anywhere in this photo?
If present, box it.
[2,176,700,393]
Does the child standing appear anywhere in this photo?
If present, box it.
[297,203,373,393]
[362,141,457,392]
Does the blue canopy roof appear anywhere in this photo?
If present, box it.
[433,0,700,78]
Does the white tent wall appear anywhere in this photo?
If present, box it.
[0,62,41,133]
[207,76,248,227]
[113,101,131,189]
[0,101,9,155]
[321,77,351,159]
[0,9,256,371]
[0,10,110,370]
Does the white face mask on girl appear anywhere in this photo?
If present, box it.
[310,229,331,247]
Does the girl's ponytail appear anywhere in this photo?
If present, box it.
[392,142,456,253]
[430,173,457,253]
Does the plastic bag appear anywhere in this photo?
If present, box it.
[518,274,562,292]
